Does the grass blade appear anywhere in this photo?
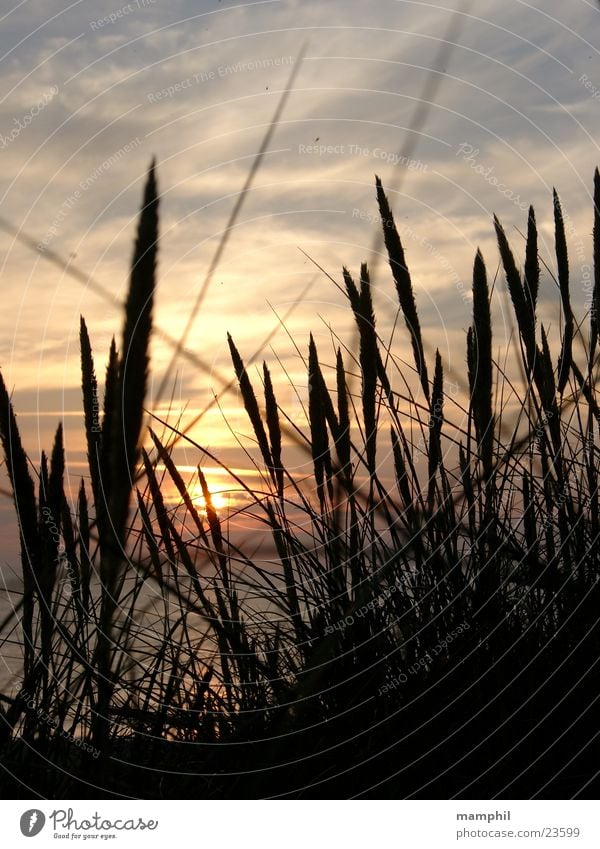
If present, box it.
[553,190,573,394]
[376,177,430,402]
[471,250,494,480]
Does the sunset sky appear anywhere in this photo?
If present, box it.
[1,0,600,563]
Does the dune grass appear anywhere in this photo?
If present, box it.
[0,163,599,799]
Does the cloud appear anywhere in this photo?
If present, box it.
[0,0,598,469]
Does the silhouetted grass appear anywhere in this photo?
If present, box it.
[1,166,599,800]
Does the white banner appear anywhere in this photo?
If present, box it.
[0,800,598,847]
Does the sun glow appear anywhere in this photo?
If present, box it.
[189,480,229,514]
[157,466,255,513]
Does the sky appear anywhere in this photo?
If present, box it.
[1,0,600,565]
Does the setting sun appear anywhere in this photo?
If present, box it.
[189,479,228,514]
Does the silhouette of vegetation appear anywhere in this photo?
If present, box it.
[0,164,599,799]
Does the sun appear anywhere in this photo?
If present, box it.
[189,479,228,514]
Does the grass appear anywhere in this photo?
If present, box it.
[0,162,599,799]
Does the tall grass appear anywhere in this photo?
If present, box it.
[0,165,599,799]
